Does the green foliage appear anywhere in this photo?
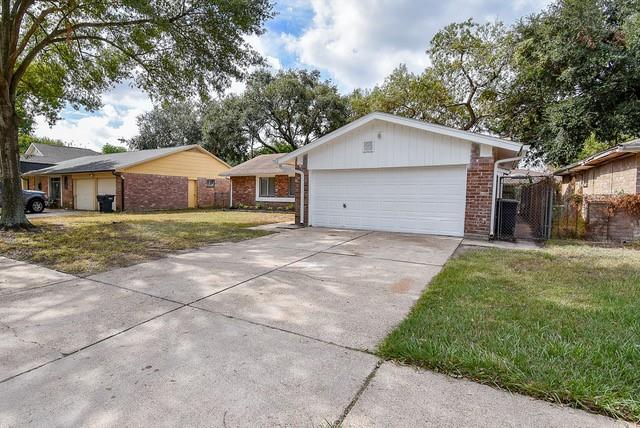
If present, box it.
[379,245,640,421]
[201,68,349,159]
[240,69,350,151]
[102,143,127,154]
[201,96,252,165]
[0,0,274,226]
[578,133,611,160]
[128,101,203,150]
[350,20,513,132]
[498,0,640,166]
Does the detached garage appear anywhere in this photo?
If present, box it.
[23,145,230,212]
[277,112,524,238]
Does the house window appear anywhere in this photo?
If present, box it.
[259,177,276,197]
[582,172,589,188]
[206,179,216,188]
[288,176,296,197]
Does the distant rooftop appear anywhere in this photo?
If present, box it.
[24,146,199,175]
[220,154,294,176]
[21,143,100,165]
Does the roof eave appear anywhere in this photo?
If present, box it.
[277,112,522,165]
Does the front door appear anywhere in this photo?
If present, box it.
[49,177,61,208]
[188,179,198,208]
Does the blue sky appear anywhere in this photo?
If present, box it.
[34,0,551,151]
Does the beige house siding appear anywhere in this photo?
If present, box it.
[571,154,638,196]
[122,148,228,178]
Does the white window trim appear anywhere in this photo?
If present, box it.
[255,175,295,203]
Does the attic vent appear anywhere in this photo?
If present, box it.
[362,141,374,153]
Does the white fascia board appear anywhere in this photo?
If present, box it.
[277,112,523,164]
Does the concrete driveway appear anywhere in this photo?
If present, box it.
[0,228,626,427]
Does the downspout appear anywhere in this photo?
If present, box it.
[490,155,524,238]
[229,179,233,208]
[294,167,305,225]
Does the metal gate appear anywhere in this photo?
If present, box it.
[495,175,555,241]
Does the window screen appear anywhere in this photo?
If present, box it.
[206,179,216,188]
[259,177,276,197]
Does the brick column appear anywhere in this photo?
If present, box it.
[464,144,495,238]
[61,175,74,209]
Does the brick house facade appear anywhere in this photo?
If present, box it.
[23,145,231,212]
[556,142,640,242]
[230,175,295,209]
[221,154,296,211]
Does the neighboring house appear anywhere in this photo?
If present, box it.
[555,139,640,241]
[20,143,99,174]
[220,154,296,210]
[276,112,524,238]
[23,145,230,212]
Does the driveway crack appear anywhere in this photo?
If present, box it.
[333,359,383,427]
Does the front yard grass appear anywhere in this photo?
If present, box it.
[378,244,640,422]
[0,210,293,274]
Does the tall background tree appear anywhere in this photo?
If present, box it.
[131,68,350,164]
[128,101,203,150]
[497,0,640,165]
[350,20,513,132]
[231,68,350,152]
[0,0,272,228]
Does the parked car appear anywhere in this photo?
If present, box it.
[0,184,47,213]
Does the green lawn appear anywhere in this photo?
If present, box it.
[378,244,640,422]
[0,210,293,274]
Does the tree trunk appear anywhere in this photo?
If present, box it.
[0,83,30,229]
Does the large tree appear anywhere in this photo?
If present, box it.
[201,95,252,165]
[0,0,272,228]
[351,20,513,132]
[498,0,640,166]
[128,101,202,150]
[233,68,350,152]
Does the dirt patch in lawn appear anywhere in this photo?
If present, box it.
[0,210,293,275]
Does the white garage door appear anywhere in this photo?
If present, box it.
[97,178,116,211]
[309,166,467,236]
[74,179,96,210]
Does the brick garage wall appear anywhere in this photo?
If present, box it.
[30,176,48,194]
[61,175,73,209]
[198,177,230,208]
[464,144,495,238]
[586,199,640,242]
[114,174,123,211]
[122,172,187,211]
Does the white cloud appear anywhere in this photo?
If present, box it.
[34,0,553,146]
[282,0,552,91]
[34,82,152,151]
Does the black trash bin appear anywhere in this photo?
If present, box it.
[97,194,115,213]
[497,198,519,239]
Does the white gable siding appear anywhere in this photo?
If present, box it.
[307,120,472,170]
